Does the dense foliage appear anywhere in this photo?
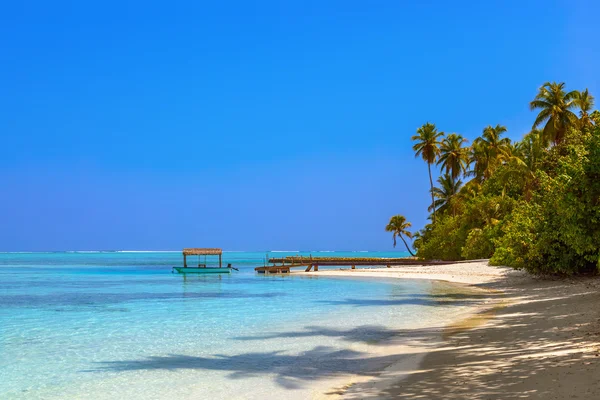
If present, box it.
[402,82,600,275]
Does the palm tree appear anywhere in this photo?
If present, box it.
[470,125,512,181]
[530,82,579,145]
[493,134,539,201]
[469,140,491,183]
[429,173,463,216]
[437,133,469,181]
[412,123,444,224]
[515,130,544,173]
[574,89,595,129]
[385,215,415,256]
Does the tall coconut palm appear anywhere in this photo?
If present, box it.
[412,123,444,224]
[530,82,579,145]
[470,125,512,181]
[385,215,415,256]
[574,89,595,129]
[429,173,463,217]
[437,133,469,181]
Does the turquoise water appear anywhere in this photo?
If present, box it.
[0,251,481,399]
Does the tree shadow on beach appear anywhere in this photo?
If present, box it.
[319,291,503,308]
[89,277,600,398]
[339,278,600,399]
[87,288,505,391]
[233,324,443,345]
[88,315,449,390]
[230,290,502,343]
[88,345,427,390]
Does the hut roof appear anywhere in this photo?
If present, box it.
[183,248,222,256]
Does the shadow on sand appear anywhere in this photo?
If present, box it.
[90,278,600,398]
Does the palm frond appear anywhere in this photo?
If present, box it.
[532,108,551,129]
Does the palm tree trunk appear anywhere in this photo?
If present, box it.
[428,163,436,224]
[400,235,416,257]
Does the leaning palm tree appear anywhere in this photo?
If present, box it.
[574,88,595,129]
[385,215,415,256]
[470,125,512,181]
[429,173,463,216]
[437,133,469,181]
[530,82,579,145]
[412,123,444,224]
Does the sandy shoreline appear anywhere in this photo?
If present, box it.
[293,261,600,399]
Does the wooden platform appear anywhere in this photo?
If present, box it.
[255,256,457,274]
[255,266,292,274]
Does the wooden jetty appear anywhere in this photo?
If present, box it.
[255,255,457,274]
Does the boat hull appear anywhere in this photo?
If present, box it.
[173,267,231,274]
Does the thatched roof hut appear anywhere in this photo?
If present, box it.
[182,248,223,268]
[183,248,222,256]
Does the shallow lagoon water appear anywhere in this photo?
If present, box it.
[0,252,483,399]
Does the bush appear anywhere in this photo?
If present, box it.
[414,215,468,261]
[418,125,600,274]
[461,228,494,259]
[491,130,600,274]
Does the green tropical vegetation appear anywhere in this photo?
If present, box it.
[385,215,415,256]
[390,82,600,275]
[429,173,463,217]
[438,133,469,180]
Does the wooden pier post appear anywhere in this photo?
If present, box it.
[352,265,355,269]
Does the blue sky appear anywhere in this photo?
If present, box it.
[1,1,599,251]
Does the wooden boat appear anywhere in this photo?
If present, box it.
[172,248,234,274]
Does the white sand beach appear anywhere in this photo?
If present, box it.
[295,262,600,399]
